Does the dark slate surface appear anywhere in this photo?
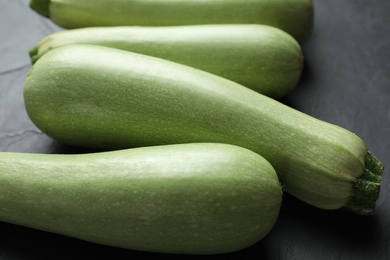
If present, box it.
[1,0,389,259]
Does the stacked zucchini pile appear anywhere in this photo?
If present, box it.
[0,0,384,255]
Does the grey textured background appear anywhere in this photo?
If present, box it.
[1,0,389,259]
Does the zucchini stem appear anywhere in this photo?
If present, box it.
[30,0,51,17]
[29,46,39,64]
[343,151,384,215]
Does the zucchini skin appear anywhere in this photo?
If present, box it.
[24,45,383,215]
[29,25,303,98]
[0,143,282,254]
[29,0,314,42]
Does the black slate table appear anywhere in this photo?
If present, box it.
[1,1,389,259]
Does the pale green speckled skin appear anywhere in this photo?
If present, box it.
[30,24,303,98]
[24,45,370,212]
[0,143,282,254]
[30,0,314,42]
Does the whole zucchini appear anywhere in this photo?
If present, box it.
[29,0,314,41]
[29,24,303,98]
[0,143,282,254]
[24,45,384,215]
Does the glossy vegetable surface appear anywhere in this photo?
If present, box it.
[24,45,383,215]
[29,24,303,98]
[0,143,282,254]
[29,0,314,41]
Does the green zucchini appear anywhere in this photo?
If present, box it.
[29,0,314,42]
[29,24,303,98]
[0,143,282,254]
[24,45,384,215]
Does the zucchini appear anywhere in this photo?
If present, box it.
[29,0,314,42]
[29,24,303,98]
[0,143,282,254]
[24,45,384,215]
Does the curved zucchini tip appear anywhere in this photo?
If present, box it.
[30,0,50,17]
[343,151,384,215]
